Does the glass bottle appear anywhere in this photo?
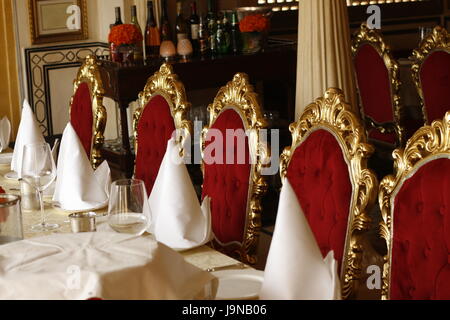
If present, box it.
[145,0,161,61]
[189,2,200,54]
[207,2,217,56]
[215,19,230,55]
[230,11,241,54]
[160,0,172,41]
[114,7,123,26]
[131,5,144,63]
[175,1,188,42]
[198,15,209,57]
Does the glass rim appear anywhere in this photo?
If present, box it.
[112,179,145,187]
[0,194,21,208]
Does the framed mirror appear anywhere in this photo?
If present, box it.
[28,0,88,44]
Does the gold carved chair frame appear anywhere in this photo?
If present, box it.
[133,63,192,173]
[379,111,450,300]
[351,23,405,147]
[411,26,450,124]
[279,88,378,299]
[70,54,106,170]
[200,73,269,265]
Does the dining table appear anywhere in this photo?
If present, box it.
[0,157,256,300]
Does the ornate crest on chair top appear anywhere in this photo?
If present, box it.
[70,54,106,170]
[280,88,378,299]
[411,26,450,124]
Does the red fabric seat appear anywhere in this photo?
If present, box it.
[420,51,450,123]
[354,44,397,145]
[134,95,175,195]
[70,82,93,158]
[390,158,450,299]
[286,129,352,271]
[202,109,251,245]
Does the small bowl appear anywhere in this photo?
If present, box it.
[69,212,96,233]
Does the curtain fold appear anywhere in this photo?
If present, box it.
[295,0,358,119]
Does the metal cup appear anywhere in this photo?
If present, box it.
[69,212,96,233]
[0,194,23,245]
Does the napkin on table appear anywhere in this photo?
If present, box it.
[259,178,341,300]
[0,232,216,300]
[0,116,11,153]
[11,100,45,176]
[148,137,213,250]
[53,123,111,211]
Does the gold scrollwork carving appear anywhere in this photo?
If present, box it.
[279,88,378,299]
[134,63,192,165]
[70,54,106,170]
[411,26,450,124]
[379,111,450,300]
[201,73,269,265]
[351,23,405,146]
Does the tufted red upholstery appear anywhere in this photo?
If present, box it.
[354,44,396,145]
[286,129,352,271]
[202,109,251,245]
[390,157,450,299]
[135,95,175,195]
[420,51,450,123]
[70,82,93,158]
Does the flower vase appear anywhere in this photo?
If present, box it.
[241,32,263,55]
[110,42,123,63]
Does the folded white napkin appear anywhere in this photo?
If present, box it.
[0,232,216,300]
[148,137,213,250]
[0,116,11,152]
[53,123,111,211]
[259,178,341,300]
[11,100,45,176]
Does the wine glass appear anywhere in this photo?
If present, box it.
[107,179,150,236]
[21,143,58,232]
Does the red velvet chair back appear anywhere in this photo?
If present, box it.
[69,55,106,169]
[379,112,450,299]
[352,24,404,146]
[133,63,191,196]
[412,26,450,125]
[134,94,176,194]
[201,73,268,264]
[419,51,450,123]
[280,88,378,299]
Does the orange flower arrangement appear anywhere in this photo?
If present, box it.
[108,24,143,46]
[239,14,270,33]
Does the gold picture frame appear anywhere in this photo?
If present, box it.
[28,0,88,45]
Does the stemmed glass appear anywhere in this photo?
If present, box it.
[21,143,58,232]
[108,179,150,236]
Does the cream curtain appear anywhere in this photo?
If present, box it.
[295,0,358,119]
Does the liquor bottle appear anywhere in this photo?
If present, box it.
[131,5,144,63]
[145,0,161,60]
[175,1,188,42]
[198,15,209,57]
[215,18,230,55]
[230,11,241,54]
[189,2,200,53]
[113,7,123,27]
[207,1,217,56]
[160,0,172,41]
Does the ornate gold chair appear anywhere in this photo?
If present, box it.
[201,73,268,265]
[133,63,191,195]
[411,26,450,125]
[279,88,378,299]
[70,55,106,169]
[379,112,450,299]
[352,24,405,147]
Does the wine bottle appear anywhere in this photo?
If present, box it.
[198,15,209,57]
[160,0,172,41]
[131,5,144,63]
[189,2,200,53]
[215,18,230,55]
[145,0,161,60]
[113,7,123,26]
[175,1,188,42]
[230,11,241,54]
[207,1,217,56]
